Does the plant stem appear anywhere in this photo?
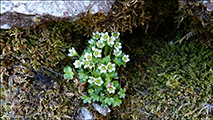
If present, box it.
[104,45,107,57]
[90,69,93,76]
[109,47,113,57]
[77,54,81,58]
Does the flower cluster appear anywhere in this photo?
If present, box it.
[64,31,129,108]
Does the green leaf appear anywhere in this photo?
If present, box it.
[112,81,120,89]
[113,58,123,67]
[88,89,94,94]
[92,69,101,77]
[120,88,126,93]
[92,57,100,64]
[104,97,114,106]
[99,93,105,102]
[118,93,126,98]
[91,94,99,102]
[101,103,108,108]
[63,66,74,79]
[64,66,72,73]
[113,72,118,79]
[94,86,104,95]
[104,77,111,86]
[110,97,114,104]
[116,38,120,42]
[118,88,126,98]
[81,95,87,100]
[104,97,110,105]
[78,70,89,82]
[108,72,118,78]
[83,98,92,103]
[81,95,91,103]
[101,55,111,64]
[105,55,111,63]
[123,62,126,67]
[63,73,73,79]
[113,95,122,107]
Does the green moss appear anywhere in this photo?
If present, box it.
[141,41,213,119]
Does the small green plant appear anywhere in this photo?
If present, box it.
[63,31,129,108]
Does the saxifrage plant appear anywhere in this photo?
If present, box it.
[63,31,129,108]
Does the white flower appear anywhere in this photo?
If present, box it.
[107,86,116,94]
[92,46,96,51]
[114,42,122,50]
[88,76,96,84]
[68,47,78,57]
[107,83,116,94]
[100,32,109,41]
[122,54,130,63]
[83,59,90,69]
[84,52,92,61]
[112,32,120,39]
[95,77,103,86]
[88,62,95,69]
[98,64,107,73]
[92,31,100,40]
[97,40,105,48]
[107,36,115,46]
[107,62,115,72]
[106,83,113,89]
[88,39,95,45]
[93,48,102,58]
[113,49,122,57]
[73,60,82,68]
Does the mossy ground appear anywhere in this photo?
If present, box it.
[1,0,213,119]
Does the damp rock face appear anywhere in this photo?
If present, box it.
[0,1,115,29]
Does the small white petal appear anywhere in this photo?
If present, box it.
[112,32,120,38]
[114,49,122,57]
[107,62,116,72]
[88,39,95,45]
[97,40,105,48]
[92,46,96,51]
[122,55,130,62]
[73,60,82,68]
[114,42,122,49]
[98,64,107,73]
[88,62,95,69]
[68,47,77,57]
[95,77,103,86]
[107,86,116,94]
[84,52,92,61]
[93,48,102,58]
[88,76,96,84]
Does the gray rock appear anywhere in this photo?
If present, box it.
[77,107,94,120]
[0,1,115,29]
[92,102,111,116]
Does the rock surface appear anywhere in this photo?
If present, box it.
[92,102,111,116]
[77,107,94,120]
[0,1,115,29]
